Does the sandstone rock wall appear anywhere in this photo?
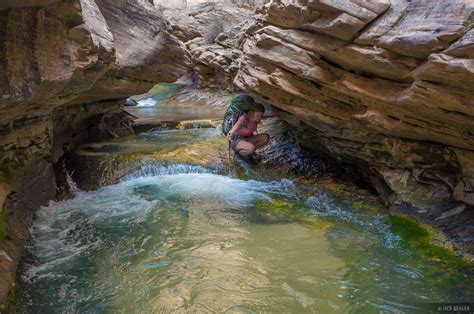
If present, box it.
[0,0,190,305]
[234,0,474,253]
[0,0,473,304]
[163,1,256,89]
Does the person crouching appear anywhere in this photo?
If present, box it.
[226,103,270,157]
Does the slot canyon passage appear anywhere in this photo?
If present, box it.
[0,0,474,312]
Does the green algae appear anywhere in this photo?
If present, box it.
[388,215,470,268]
[11,125,474,311]
[252,198,333,230]
[72,130,231,189]
[59,93,76,101]
[2,282,16,313]
[353,201,380,213]
[321,179,351,195]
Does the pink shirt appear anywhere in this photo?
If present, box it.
[237,115,258,137]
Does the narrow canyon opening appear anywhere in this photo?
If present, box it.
[0,0,473,312]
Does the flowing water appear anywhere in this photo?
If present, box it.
[12,126,474,313]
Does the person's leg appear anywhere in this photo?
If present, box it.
[235,140,255,156]
[248,133,270,149]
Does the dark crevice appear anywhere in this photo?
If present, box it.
[388,115,401,122]
[351,3,391,41]
[438,107,474,119]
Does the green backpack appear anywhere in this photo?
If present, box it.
[221,94,254,136]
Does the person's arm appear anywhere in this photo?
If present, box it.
[227,116,244,141]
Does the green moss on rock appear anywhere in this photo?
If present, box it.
[388,215,470,268]
[59,93,75,101]
[252,198,332,229]
[2,281,16,313]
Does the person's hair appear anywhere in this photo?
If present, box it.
[249,103,265,113]
[237,94,255,105]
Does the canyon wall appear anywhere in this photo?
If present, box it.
[233,0,474,254]
[0,0,473,306]
[163,1,257,89]
[0,0,190,305]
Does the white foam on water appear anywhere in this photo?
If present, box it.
[23,169,293,283]
[137,97,157,107]
[305,192,400,248]
[24,184,158,282]
[66,171,82,195]
[121,163,212,181]
[126,173,285,207]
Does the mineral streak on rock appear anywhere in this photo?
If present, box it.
[234,0,474,254]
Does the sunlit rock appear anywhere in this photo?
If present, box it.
[234,0,474,229]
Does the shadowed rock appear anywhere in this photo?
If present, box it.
[0,0,191,306]
[234,0,474,254]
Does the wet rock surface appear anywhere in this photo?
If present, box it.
[0,0,190,306]
[0,0,473,308]
[233,0,474,256]
[11,113,474,312]
[126,83,228,133]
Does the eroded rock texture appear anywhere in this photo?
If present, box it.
[0,0,190,305]
[165,1,258,89]
[234,0,474,253]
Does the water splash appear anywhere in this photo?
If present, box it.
[305,191,400,249]
[22,170,295,279]
[137,97,157,107]
[121,162,212,181]
[65,170,81,195]
[13,125,474,312]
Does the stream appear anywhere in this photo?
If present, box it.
[11,92,474,313]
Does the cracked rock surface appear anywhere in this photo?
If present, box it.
[234,0,474,255]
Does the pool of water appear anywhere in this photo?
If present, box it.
[12,127,474,313]
[126,83,227,127]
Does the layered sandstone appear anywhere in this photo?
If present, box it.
[164,1,259,89]
[1,0,473,305]
[0,0,190,305]
[234,0,474,254]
